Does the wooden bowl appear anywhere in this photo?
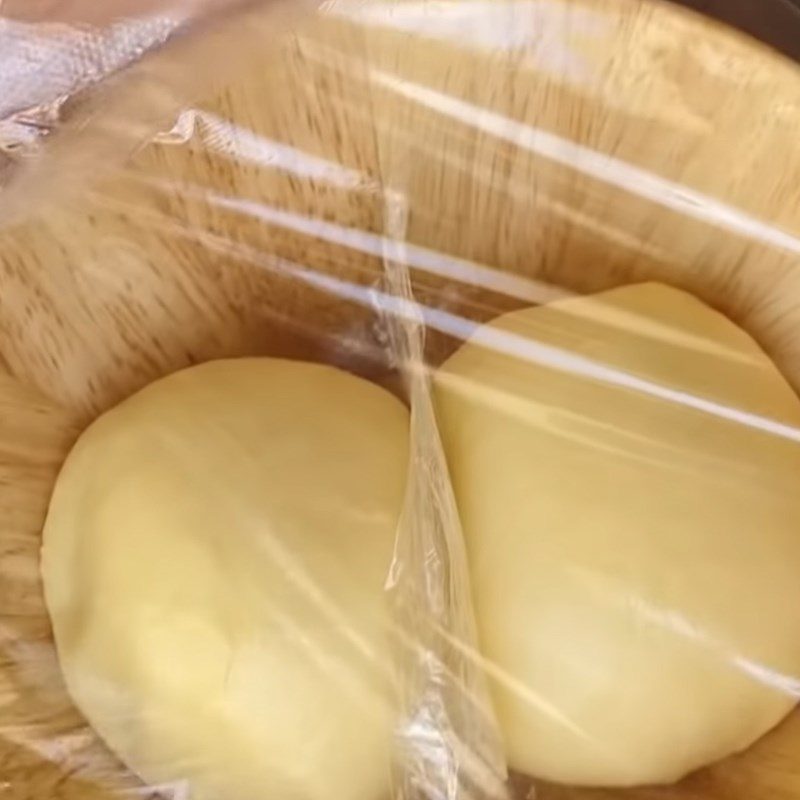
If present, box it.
[2,0,800,797]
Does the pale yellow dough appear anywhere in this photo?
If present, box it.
[43,359,409,800]
[434,283,800,787]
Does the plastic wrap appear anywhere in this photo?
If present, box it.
[2,1,800,800]
[0,0,309,225]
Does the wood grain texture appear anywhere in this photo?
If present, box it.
[0,0,799,797]
[0,372,160,799]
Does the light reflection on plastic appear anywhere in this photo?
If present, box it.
[133,185,800,446]
[138,179,566,305]
[567,566,800,698]
[151,105,783,369]
[155,425,392,676]
[305,264,800,442]
[155,109,375,191]
[426,623,638,780]
[207,193,565,305]
[326,0,604,81]
[369,69,800,256]
[434,369,727,478]
[134,182,800,444]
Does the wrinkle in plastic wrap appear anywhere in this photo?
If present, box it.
[378,192,509,800]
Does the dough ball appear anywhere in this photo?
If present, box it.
[434,283,800,787]
[42,358,409,800]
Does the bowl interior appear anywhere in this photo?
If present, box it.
[2,0,800,797]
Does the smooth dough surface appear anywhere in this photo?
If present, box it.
[434,283,800,787]
[43,358,409,800]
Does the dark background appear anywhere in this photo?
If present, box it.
[670,0,800,62]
